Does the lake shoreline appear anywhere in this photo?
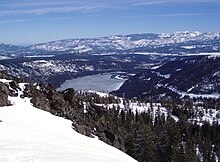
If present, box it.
[57,72,129,92]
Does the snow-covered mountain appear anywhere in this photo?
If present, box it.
[0,31,219,56]
[30,31,220,54]
[0,79,136,162]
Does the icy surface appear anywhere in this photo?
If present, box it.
[0,83,136,162]
[57,73,127,92]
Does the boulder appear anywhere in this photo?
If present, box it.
[0,82,10,106]
[9,80,19,90]
[0,70,8,79]
[74,124,92,137]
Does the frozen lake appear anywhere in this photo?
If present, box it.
[57,73,127,92]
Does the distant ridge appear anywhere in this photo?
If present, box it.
[0,31,219,56]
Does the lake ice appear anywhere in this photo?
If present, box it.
[57,73,127,92]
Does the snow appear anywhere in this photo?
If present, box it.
[187,86,195,92]
[0,79,13,83]
[188,107,220,126]
[213,71,220,76]
[155,72,171,79]
[184,52,220,57]
[24,55,55,58]
[144,78,151,81]
[181,45,196,49]
[167,86,220,99]
[184,92,220,99]
[83,101,88,113]
[151,65,162,69]
[133,52,179,56]
[115,75,125,80]
[95,99,179,124]
[0,56,11,60]
[0,82,136,162]
[22,60,77,75]
[73,45,92,53]
[87,90,109,97]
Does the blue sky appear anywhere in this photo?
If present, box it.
[0,0,220,45]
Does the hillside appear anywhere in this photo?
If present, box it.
[0,79,136,162]
[114,55,220,101]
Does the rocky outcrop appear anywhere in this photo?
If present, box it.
[0,70,24,106]
[0,70,8,79]
[74,124,92,137]
[24,84,55,112]
[23,82,126,152]
[31,93,51,112]
[0,82,10,106]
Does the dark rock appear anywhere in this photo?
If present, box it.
[104,129,115,143]
[9,80,19,90]
[0,70,8,79]
[31,96,51,112]
[9,80,20,97]
[90,103,107,115]
[24,83,51,111]
[99,132,111,145]
[113,136,125,152]
[0,82,10,106]
[74,124,92,137]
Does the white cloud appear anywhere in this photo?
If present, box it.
[0,0,219,16]
[0,19,27,24]
[0,0,109,16]
[131,0,220,6]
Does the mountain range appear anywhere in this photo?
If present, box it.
[0,31,220,57]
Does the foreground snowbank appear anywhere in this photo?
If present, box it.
[0,83,136,162]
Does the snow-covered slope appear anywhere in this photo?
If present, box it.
[0,82,136,162]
